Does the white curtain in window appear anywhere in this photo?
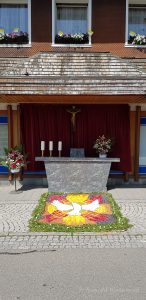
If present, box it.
[129,8,146,35]
[56,6,87,34]
[0,4,28,33]
[0,124,8,156]
[139,125,146,165]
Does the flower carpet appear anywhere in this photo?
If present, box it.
[29,193,131,232]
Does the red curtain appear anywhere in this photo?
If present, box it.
[20,104,131,172]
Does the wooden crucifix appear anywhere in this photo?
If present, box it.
[66,105,81,132]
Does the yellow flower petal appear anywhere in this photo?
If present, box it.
[63,215,86,226]
[66,194,89,204]
[95,204,112,214]
[45,204,57,214]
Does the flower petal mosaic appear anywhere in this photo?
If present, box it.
[29,192,131,232]
[38,193,115,226]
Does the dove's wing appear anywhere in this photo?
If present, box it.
[53,200,72,211]
[82,200,99,211]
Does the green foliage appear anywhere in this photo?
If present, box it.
[3,145,23,156]
[29,192,132,233]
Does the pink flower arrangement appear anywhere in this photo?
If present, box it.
[0,146,29,171]
[93,135,112,154]
[5,150,25,170]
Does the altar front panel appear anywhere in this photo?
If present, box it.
[36,157,120,192]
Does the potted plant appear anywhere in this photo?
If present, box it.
[0,145,28,173]
[93,135,112,158]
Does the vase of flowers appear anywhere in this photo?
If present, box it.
[0,145,28,173]
[99,153,107,158]
[93,135,112,157]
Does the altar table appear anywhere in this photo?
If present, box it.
[35,157,120,192]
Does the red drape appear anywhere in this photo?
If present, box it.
[20,104,131,172]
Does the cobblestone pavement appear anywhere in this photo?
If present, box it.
[0,186,146,252]
[0,233,146,252]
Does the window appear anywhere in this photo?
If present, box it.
[129,7,146,35]
[0,116,8,156]
[139,117,146,174]
[52,0,92,45]
[0,0,31,45]
[56,4,88,34]
[126,0,146,46]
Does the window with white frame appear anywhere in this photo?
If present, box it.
[0,0,31,45]
[139,117,146,174]
[52,0,92,45]
[126,0,146,45]
[0,116,8,156]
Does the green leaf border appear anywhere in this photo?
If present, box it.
[29,192,132,233]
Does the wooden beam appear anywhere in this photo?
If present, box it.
[17,105,21,145]
[7,105,13,181]
[0,94,146,104]
[134,106,141,181]
[7,105,13,149]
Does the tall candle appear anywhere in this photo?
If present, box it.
[41,141,45,151]
[58,141,62,151]
[49,141,53,151]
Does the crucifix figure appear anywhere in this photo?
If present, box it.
[66,105,81,132]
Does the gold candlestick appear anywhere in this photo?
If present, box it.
[59,150,61,157]
[49,150,52,157]
[41,150,44,157]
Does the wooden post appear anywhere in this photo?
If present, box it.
[124,172,129,182]
[17,104,21,145]
[7,105,13,181]
[7,105,13,149]
[134,106,141,181]
[17,105,23,181]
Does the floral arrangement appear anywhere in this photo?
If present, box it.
[0,31,29,44]
[128,31,146,45]
[55,31,89,44]
[93,135,112,154]
[0,145,28,171]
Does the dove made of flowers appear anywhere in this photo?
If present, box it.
[39,194,112,226]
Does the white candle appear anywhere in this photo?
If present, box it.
[49,141,53,151]
[41,141,45,151]
[58,141,62,151]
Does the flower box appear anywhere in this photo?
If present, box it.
[0,32,29,44]
[55,33,89,44]
[128,31,146,46]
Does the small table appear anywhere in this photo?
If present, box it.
[35,157,120,193]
